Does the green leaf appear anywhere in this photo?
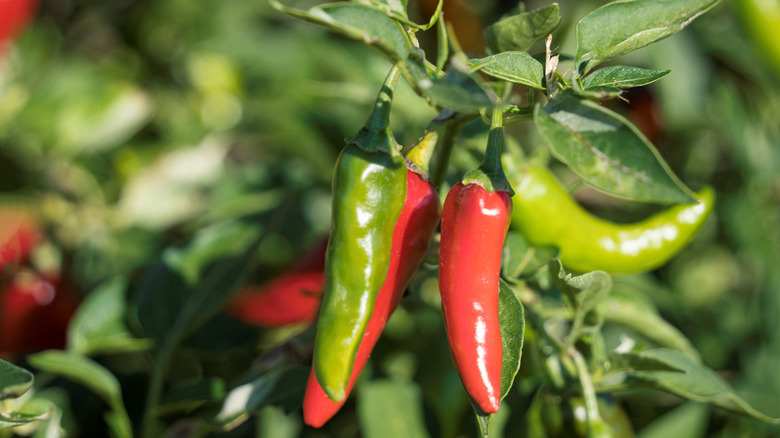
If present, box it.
[550,259,611,314]
[600,288,699,358]
[498,279,525,400]
[581,66,671,89]
[0,360,34,401]
[417,63,496,111]
[626,349,780,425]
[157,378,226,416]
[67,278,152,356]
[27,350,132,438]
[637,402,709,438]
[534,93,694,204]
[470,52,545,90]
[486,3,561,53]
[475,411,490,438]
[257,406,302,438]
[358,0,409,18]
[574,0,720,75]
[613,351,688,373]
[358,380,429,438]
[135,220,262,342]
[270,1,412,62]
[215,366,308,429]
[573,85,623,101]
[0,411,51,431]
[502,231,558,278]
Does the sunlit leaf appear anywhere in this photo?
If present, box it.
[626,349,780,425]
[0,360,33,401]
[28,351,132,438]
[581,66,670,89]
[67,278,152,355]
[470,52,545,90]
[575,0,720,74]
[215,366,308,430]
[550,259,611,314]
[486,3,561,53]
[534,93,694,203]
[270,1,412,62]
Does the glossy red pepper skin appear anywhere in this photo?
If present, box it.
[438,181,511,414]
[226,241,326,328]
[303,170,440,427]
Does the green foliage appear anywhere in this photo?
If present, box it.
[1,0,780,436]
[534,94,694,203]
[485,3,561,54]
[574,0,721,75]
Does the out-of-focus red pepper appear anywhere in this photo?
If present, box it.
[0,0,36,47]
[0,209,40,269]
[0,208,76,356]
[303,131,442,427]
[0,271,76,355]
[225,240,326,328]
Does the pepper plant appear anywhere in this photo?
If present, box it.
[2,0,780,437]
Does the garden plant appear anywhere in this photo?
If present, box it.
[1,0,780,437]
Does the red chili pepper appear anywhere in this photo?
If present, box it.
[0,271,76,355]
[0,0,36,47]
[439,181,511,413]
[226,240,326,328]
[0,209,40,270]
[303,169,440,427]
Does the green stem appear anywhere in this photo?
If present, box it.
[431,114,469,188]
[571,349,603,425]
[141,329,183,438]
[482,105,504,175]
[365,65,401,138]
[463,104,514,194]
[563,307,586,352]
[406,110,454,177]
[503,112,534,125]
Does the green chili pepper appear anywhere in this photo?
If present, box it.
[313,66,407,402]
[504,159,714,274]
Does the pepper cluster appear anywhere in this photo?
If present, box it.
[223,66,714,426]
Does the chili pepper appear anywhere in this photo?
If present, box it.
[225,240,326,328]
[0,208,40,269]
[439,106,512,414]
[313,66,408,402]
[0,0,36,47]
[504,159,714,274]
[303,151,440,426]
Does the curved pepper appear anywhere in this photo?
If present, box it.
[225,241,326,328]
[507,162,714,274]
[304,168,440,427]
[313,67,407,402]
[438,106,512,414]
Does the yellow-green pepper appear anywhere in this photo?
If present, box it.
[505,160,714,274]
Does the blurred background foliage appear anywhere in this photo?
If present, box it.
[1,0,780,436]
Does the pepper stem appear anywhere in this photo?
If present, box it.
[462,104,514,194]
[406,110,455,178]
[351,65,402,155]
[405,130,437,178]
